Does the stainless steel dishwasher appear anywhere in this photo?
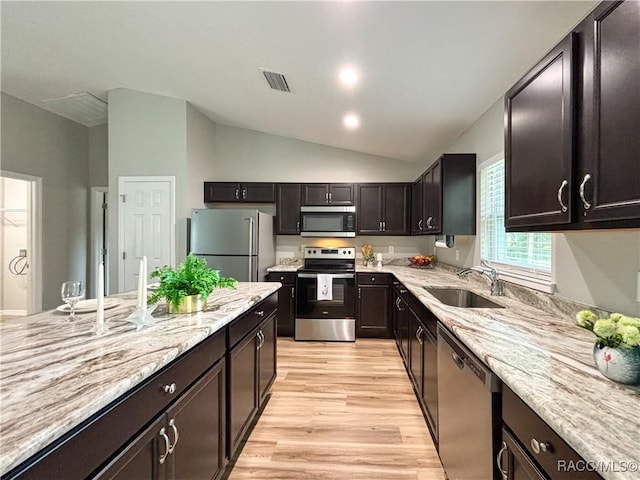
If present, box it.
[437,324,501,480]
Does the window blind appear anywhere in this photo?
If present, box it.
[480,159,552,277]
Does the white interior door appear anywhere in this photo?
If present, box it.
[118,177,174,293]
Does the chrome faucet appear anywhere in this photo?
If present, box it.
[457,260,503,296]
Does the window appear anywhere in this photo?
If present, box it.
[479,156,554,292]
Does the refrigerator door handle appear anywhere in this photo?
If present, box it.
[245,216,255,282]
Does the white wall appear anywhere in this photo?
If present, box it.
[434,96,640,316]
[107,88,188,291]
[88,124,108,187]
[187,103,217,212]
[1,93,89,310]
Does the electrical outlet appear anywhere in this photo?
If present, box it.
[18,248,27,258]
[388,246,394,254]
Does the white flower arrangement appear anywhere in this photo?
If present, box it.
[576,310,640,349]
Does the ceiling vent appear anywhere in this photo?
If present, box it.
[42,92,107,127]
[260,68,291,93]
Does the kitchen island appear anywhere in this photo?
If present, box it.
[0,281,280,478]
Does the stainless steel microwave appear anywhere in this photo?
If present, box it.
[300,206,356,237]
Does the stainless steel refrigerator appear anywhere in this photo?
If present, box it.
[190,209,275,282]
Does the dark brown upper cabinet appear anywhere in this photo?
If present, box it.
[411,177,424,234]
[356,183,410,235]
[506,1,640,231]
[275,183,301,235]
[204,182,275,203]
[301,183,354,205]
[415,154,476,236]
[505,34,575,231]
[577,0,640,224]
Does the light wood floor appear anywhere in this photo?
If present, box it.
[228,338,447,480]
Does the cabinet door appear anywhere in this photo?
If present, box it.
[421,327,438,438]
[228,331,259,457]
[423,165,442,233]
[204,182,242,202]
[356,184,383,234]
[382,184,410,235]
[258,314,277,404]
[505,35,575,230]
[411,177,424,234]
[275,184,301,234]
[302,184,329,205]
[167,361,226,480]
[93,415,166,480]
[357,284,391,338]
[328,183,354,205]
[580,0,640,223]
[408,310,423,395]
[499,428,547,480]
[242,183,275,202]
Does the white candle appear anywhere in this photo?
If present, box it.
[137,259,144,308]
[142,255,147,311]
[96,262,104,329]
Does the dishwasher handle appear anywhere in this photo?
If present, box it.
[452,352,465,370]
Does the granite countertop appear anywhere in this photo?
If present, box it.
[0,282,280,476]
[359,264,640,480]
[266,264,303,272]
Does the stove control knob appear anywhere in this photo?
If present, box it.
[342,250,347,255]
[313,250,317,254]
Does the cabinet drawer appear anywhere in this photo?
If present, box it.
[502,386,602,480]
[228,294,277,349]
[356,273,392,285]
[266,272,297,285]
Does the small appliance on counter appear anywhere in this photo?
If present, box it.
[295,246,356,341]
[190,208,275,282]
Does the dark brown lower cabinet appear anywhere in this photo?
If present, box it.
[228,313,277,459]
[94,360,226,480]
[266,272,296,336]
[356,273,392,338]
[499,428,547,480]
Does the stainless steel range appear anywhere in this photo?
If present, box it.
[295,247,356,341]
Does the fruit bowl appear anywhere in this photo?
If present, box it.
[408,255,435,268]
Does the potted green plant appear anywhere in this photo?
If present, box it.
[576,310,640,385]
[148,254,237,313]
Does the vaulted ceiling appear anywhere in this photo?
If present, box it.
[1,1,596,162]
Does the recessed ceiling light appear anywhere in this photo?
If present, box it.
[338,66,359,87]
[343,113,360,129]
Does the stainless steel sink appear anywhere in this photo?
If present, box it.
[423,287,504,308]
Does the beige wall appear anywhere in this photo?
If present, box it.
[1,93,89,310]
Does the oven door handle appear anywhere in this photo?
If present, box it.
[298,273,355,279]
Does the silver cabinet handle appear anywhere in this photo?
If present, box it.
[370,277,376,282]
[395,297,401,310]
[579,173,592,210]
[418,219,423,230]
[158,427,170,464]
[296,221,300,232]
[291,287,295,298]
[163,383,176,394]
[378,221,382,231]
[426,216,433,228]
[497,441,508,480]
[325,192,329,202]
[235,188,239,200]
[530,438,550,454]
[256,331,261,350]
[242,187,247,200]
[557,179,568,213]
[358,287,362,299]
[280,275,285,281]
[382,221,386,231]
[416,326,423,344]
[167,418,179,454]
[260,330,265,348]
[329,192,332,202]
[255,310,265,317]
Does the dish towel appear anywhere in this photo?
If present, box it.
[316,274,333,301]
